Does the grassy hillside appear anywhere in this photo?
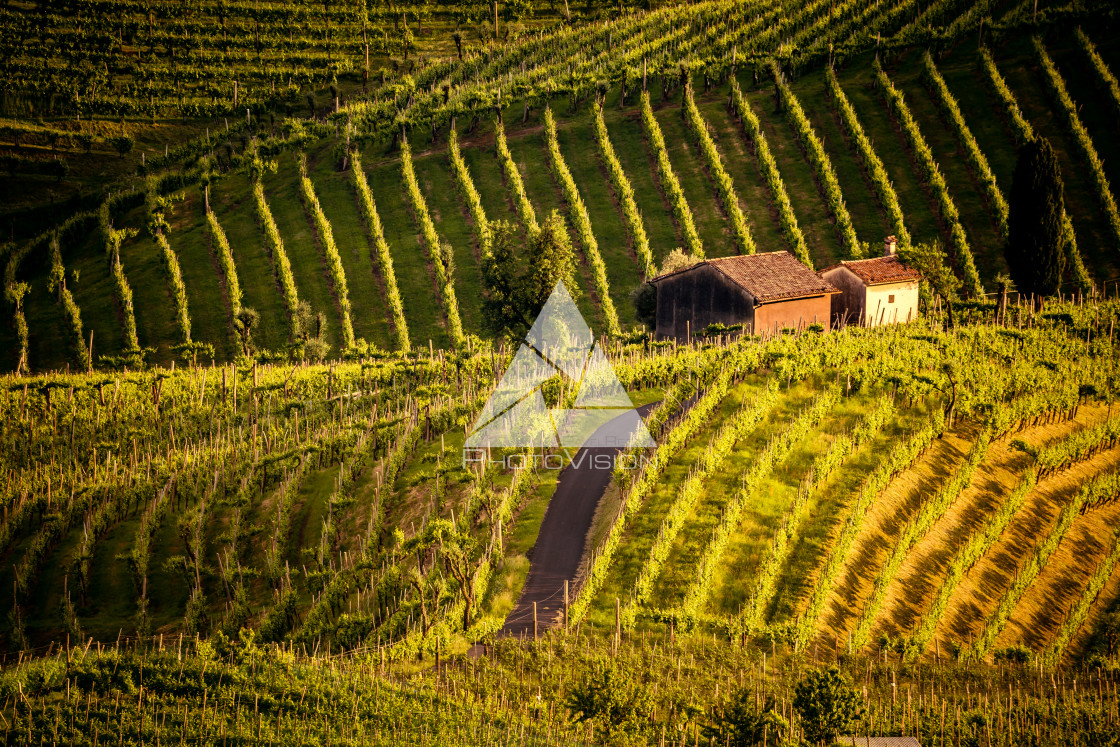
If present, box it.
[3,2,1120,743]
[3,304,1120,744]
[5,19,1120,372]
[1,303,1119,668]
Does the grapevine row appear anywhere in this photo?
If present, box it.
[593,104,655,278]
[252,180,301,339]
[1033,38,1120,256]
[93,204,143,358]
[400,138,465,348]
[682,85,755,256]
[980,48,1032,145]
[824,69,909,245]
[874,59,983,297]
[729,79,810,265]
[297,153,356,348]
[1033,417,1120,479]
[204,205,243,316]
[349,151,410,351]
[154,233,192,344]
[1076,29,1120,126]
[128,472,180,633]
[447,127,492,256]
[494,120,538,235]
[772,61,860,261]
[47,234,89,366]
[264,454,310,584]
[639,91,704,258]
[144,180,193,345]
[543,106,621,336]
[921,52,1008,241]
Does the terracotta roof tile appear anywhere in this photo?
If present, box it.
[653,251,838,303]
[820,255,922,285]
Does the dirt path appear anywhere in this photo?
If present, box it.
[500,404,657,638]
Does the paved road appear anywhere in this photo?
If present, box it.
[500,404,657,638]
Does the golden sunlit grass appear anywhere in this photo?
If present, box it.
[932,406,1117,656]
[999,496,1120,654]
[779,406,928,624]
[873,409,1104,645]
[814,421,974,641]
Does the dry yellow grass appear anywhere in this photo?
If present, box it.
[997,498,1120,653]
[872,408,1107,644]
[932,405,1117,655]
[812,421,976,640]
[1064,551,1120,662]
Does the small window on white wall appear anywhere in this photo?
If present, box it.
[888,294,895,303]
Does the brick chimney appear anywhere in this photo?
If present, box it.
[883,235,898,257]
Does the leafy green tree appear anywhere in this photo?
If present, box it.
[631,282,656,329]
[400,518,479,630]
[658,247,701,276]
[110,135,134,159]
[1006,136,1066,307]
[565,661,655,747]
[792,667,865,747]
[898,239,959,325]
[482,210,578,339]
[702,691,788,746]
[235,307,260,357]
[524,210,578,311]
[294,301,329,361]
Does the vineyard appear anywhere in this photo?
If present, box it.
[0,305,1120,742]
[2,1,1120,370]
[4,0,1120,743]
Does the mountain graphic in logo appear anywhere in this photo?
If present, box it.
[466,282,655,449]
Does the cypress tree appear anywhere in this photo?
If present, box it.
[1005,136,1066,306]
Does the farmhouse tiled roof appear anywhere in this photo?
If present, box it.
[653,251,839,303]
[821,255,922,285]
[834,738,923,746]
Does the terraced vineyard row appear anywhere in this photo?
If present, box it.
[579,311,1120,664]
[9,25,1120,370]
[0,334,711,651]
[2,288,1120,678]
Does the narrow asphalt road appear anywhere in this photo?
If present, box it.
[500,403,657,638]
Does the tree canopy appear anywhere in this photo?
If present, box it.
[482,210,578,339]
[792,667,865,746]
